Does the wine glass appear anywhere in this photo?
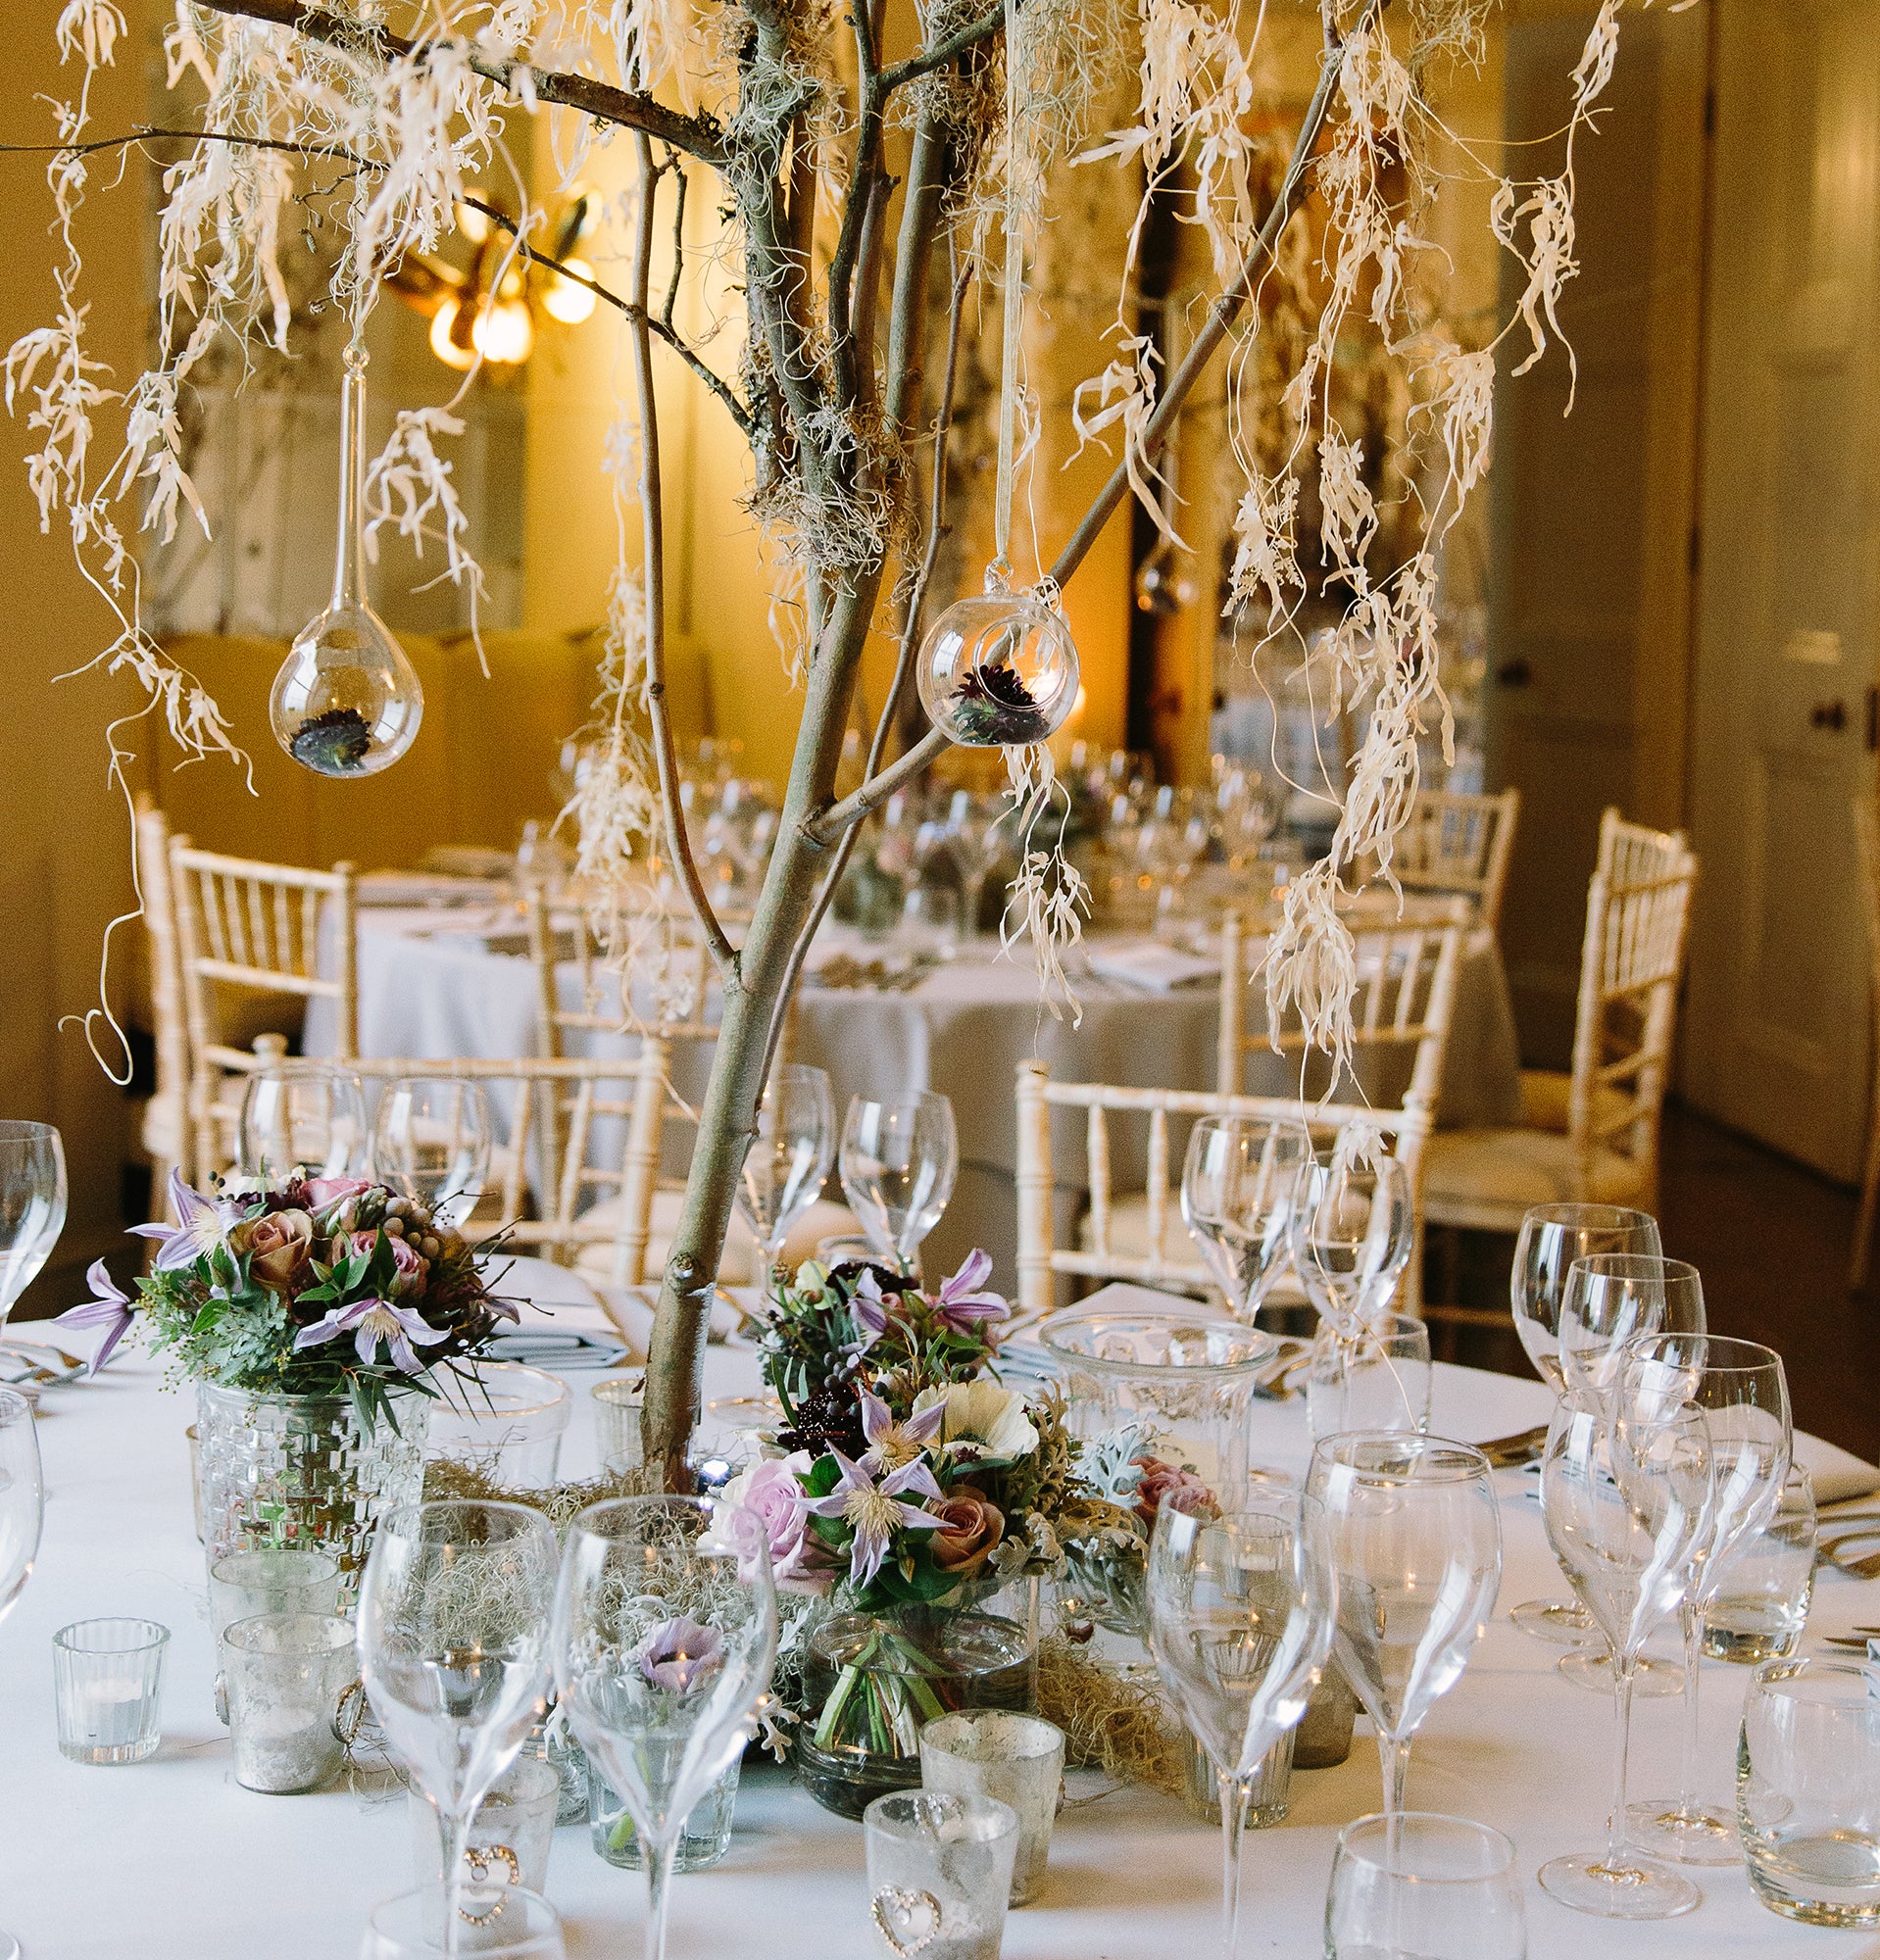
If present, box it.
[357,1501,560,1957]
[1288,1144,1413,1337]
[737,1065,836,1281]
[553,1495,778,1960]
[1621,1333,1791,1867]
[0,1388,44,1960]
[239,1061,370,1183]
[1179,1117,1311,1324]
[1538,1380,1713,1919]
[1147,1497,1334,1960]
[839,1092,958,1275]
[1307,1432,1502,1816]
[371,1079,493,1228]
[944,790,1010,942]
[1507,1204,1661,1646]
[1558,1254,1707,1403]
[0,1122,66,1332]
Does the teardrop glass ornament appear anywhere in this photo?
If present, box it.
[270,344,423,778]
[916,566,1080,748]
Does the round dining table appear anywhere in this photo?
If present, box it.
[308,893,1523,1289]
[5,1325,1873,1958]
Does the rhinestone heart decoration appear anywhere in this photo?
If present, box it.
[870,1886,943,1957]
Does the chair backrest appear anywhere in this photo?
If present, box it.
[351,1052,681,1283]
[1216,906,1467,1122]
[135,798,192,1187]
[525,886,718,1057]
[170,837,358,1186]
[1014,1059,1432,1315]
[1382,788,1520,929]
[1597,806,1688,889]
[1855,797,1880,983]
[1562,836,1698,1207]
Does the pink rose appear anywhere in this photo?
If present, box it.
[733,1454,813,1582]
[353,1229,428,1294]
[305,1177,373,1212]
[232,1208,315,1292]
[1132,1455,1217,1524]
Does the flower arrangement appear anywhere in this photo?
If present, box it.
[58,1168,516,1431]
[742,1251,1138,1800]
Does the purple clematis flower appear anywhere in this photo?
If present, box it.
[292,1298,449,1373]
[805,1451,944,1590]
[128,1169,233,1274]
[857,1389,944,1477]
[933,1250,1010,1334]
[850,1267,892,1349]
[54,1260,138,1374]
[637,1615,723,1692]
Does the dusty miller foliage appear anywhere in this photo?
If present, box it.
[15,0,1635,1076]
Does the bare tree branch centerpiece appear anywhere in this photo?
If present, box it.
[11,0,1632,1481]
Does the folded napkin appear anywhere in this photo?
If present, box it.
[586,1286,763,1363]
[1085,940,1217,993]
[480,1255,633,1369]
[1797,1432,1880,1505]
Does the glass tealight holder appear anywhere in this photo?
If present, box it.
[590,1378,644,1478]
[865,1790,1018,1960]
[1177,1723,1296,1828]
[1704,1465,1815,1664]
[412,1753,559,1898]
[53,1618,169,1765]
[426,1364,571,1490]
[919,1711,1064,1905]
[361,1886,565,1959]
[915,571,1080,749]
[222,1612,355,1793]
[587,1751,739,1872]
[210,1546,343,1644]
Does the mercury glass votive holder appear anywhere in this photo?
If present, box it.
[53,1618,169,1765]
[210,1546,344,1644]
[590,1378,644,1477]
[864,1790,1018,1960]
[411,1753,559,1898]
[918,1710,1064,1905]
[222,1612,355,1793]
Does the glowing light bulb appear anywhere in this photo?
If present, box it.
[271,345,424,778]
[471,297,534,365]
[542,256,597,324]
[428,297,476,370]
[916,566,1081,747]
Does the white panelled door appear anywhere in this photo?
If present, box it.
[1684,0,1880,1179]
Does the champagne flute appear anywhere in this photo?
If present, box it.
[1288,1144,1413,1337]
[839,1092,958,1275]
[1307,1433,1502,1815]
[1553,1254,1707,1695]
[945,789,1010,942]
[358,1501,560,1957]
[0,1122,67,1330]
[1538,1381,1713,1918]
[1621,1333,1791,1866]
[239,1061,370,1183]
[553,1496,778,1960]
[1179,1118,1311,1324]
[371,1078,493,1228]
[0,1388,43,1960]
[735,1064,835,1281]
[1147,1498,1334,1960]
[1508,1204,1661,1646]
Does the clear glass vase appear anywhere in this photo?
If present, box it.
[587,1752,741,1871]
[195,1383,428,1603]
[793,1582,1040,1821]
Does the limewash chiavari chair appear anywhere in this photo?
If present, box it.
[135,798,192,1194]
[1851,798,1880,1286]
[1373,788,1520,931]
[1597,803,1689,889]
[169,836,358,1187]
[1421,823,1697,1249]
[1014,1063,1433,1317]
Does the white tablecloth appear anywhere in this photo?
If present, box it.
[308,915,1522,1290]
[8,1347,1876,1957]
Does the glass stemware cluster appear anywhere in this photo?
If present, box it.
[838,1091,957,1276]
[359,1494,778,1960]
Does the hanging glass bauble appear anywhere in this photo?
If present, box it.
[916,568,1080,748]
[271,345,423,778]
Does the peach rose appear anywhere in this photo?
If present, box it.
[927,1490,1005,1579]
[238,1208,315,1292]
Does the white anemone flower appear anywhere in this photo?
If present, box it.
[914,1381,1038,1462]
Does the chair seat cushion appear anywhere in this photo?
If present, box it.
[1517,1070,1632,1137]
[1423,1126,1649,1226]
[1078,1193,1309,1308]
[574,1192,861,1287]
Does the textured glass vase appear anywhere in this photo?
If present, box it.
[196,1384,428,1603]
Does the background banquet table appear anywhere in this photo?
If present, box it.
[7,1339,1876,1958]
[306,904,1522,1286]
